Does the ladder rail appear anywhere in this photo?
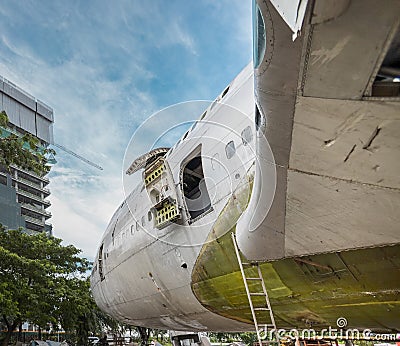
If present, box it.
[231,233,264,346]
[231,232,279,346]
[258,265,278,333]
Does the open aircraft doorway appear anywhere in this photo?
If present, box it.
[121,98,261,250]
[181,147,213,222]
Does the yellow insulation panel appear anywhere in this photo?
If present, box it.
[145,164,164,186]
[156,202,178,228]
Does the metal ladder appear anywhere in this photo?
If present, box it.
[231,233,279,346]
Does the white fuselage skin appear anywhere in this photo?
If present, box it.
[90,64,257,332]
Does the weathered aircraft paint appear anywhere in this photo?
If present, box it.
[91,0,400,333]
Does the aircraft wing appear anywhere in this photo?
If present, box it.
[237,0,400,260]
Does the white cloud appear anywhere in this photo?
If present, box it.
[48,164,124,260]
[50,195,108,260]
[0,1,253,260]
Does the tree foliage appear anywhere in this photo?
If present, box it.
[239,332,257,346]
[0,110,55,175]
[209,331,257,346]
[0,227,93,346]
[0,112,124,344]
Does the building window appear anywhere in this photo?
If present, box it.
[241,126,253,145]
[225,141,236,159]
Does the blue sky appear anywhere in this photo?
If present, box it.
[0,1,252,259]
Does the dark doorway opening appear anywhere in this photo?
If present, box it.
[182,154,211,220]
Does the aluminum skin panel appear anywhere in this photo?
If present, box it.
[302,0,400,99]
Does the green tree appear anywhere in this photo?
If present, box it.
[239,332,257,346]
[0,111,121,344]
[0,110,55,175]
[0,227,91,346]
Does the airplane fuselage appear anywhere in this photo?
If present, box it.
[91,0,400,333]
[91,65,257,331]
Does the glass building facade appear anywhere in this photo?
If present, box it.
[0,75,54,235]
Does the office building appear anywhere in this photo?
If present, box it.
[0,75,54,235]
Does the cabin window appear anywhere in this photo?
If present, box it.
[225,141,236,159]
[191,121,198,132]
[111,220,117,245]
[98,244,105,281]
[130,224,134,234]
[141,216,145,227]
[148,211,152,222]
[241,126,253,145]
[252,0,266,68]
[221,86,230,98]
[182,152,212,220]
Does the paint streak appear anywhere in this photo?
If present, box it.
[324,110,364,147]
[311,36,351,65]
[344,144,356,162]
[363,126,381,150]
[323,300,400,308]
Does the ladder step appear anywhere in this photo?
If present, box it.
[242,262,258,266]
[231,232,278,337]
